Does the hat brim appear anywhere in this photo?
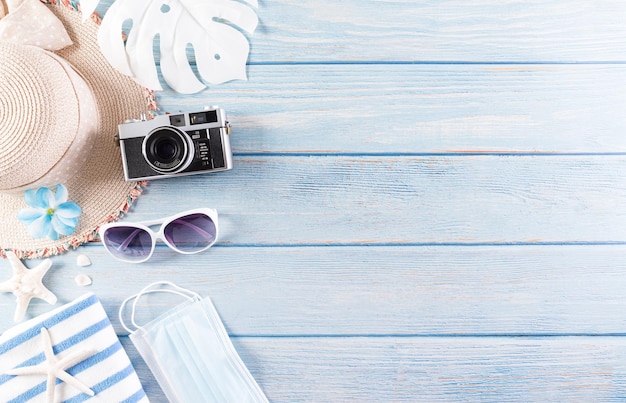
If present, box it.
[0,2,155,259]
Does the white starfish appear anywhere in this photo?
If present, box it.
[0,251,57,322]
[4,327,96,403]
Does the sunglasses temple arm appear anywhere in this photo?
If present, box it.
[117,228,146,252]
[175,220,216,240]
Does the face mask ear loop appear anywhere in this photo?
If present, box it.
[119,281,202,334]
[119,293,140,334]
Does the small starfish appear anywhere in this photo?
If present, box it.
[4,327,96,403]
[0,251,57,322]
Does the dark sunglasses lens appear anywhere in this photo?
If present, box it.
[103,226,152,261]
[164,213,217,252]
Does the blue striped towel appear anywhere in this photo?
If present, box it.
[0,293,148,403]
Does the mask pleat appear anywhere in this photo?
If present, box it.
[126,285,268,403]
[181,309,249,401]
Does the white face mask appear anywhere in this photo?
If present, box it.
[119,281,268,403]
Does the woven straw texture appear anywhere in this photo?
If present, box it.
[0,43,85,191]
[0,2,154,258]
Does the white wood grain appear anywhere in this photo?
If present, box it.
[121,335,626,402]
[2,245,626,336]
[154,64,626,153]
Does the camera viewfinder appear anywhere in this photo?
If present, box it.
[169,114,186,127]
[190,111,218,125]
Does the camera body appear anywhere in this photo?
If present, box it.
[117,107,233,181]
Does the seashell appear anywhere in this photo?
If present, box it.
[74,274,92,287]
[76,254,91,267]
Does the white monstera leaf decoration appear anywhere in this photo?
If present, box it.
[81,0,258,94]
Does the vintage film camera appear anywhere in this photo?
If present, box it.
[117,107,233,181]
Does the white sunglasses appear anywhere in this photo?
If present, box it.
[98,208,218,263]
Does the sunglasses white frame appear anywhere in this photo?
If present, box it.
[98,208,219,263]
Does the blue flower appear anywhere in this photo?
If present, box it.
[17,185,82,241]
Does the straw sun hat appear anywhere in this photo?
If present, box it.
[0,0,155,258]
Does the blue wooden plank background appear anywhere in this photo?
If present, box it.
[2,1,626,401]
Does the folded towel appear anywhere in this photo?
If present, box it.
[0,293,148,402]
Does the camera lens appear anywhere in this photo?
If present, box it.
[142,127,193,174]
[156,140,177,160]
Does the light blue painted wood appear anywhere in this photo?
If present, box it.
[113,155,626,244]
[121,335,626,402]
[3,245,626,336]
[247,1,626,63]
[155,64,626,154]
[95,0,626,63]
[1,1,624,401]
